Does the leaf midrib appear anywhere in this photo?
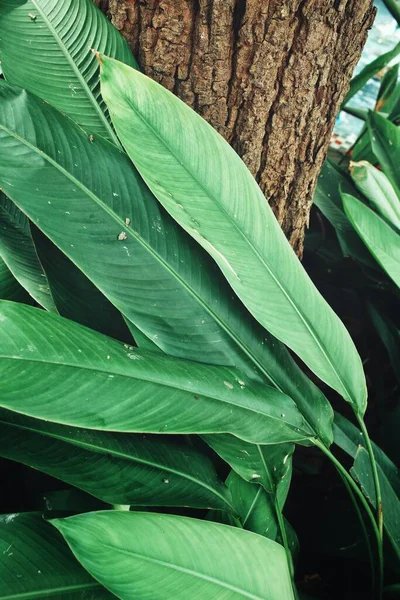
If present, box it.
[116,80,355,406]
[0,353,304,432]
[0,582,102,600]
[96,541,268,600]
[31,0,120,147]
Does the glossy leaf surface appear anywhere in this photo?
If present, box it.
[0,0,137,144]
[0,410,232,510]
[53,511,295,600]
[342,193,400,287]
[0,80,333,445]
[100,56,366,414]
[0,512,112,599]
[0,301,312,444]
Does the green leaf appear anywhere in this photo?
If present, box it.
[0,80,333,445]
[342,193,400,287]
[0,192,56,311]
[350,161,400,231]
[0,512,112,599]
[0,0,138,145]
[99,55,366,415]
[375,64,400,114]
[333,412,400,497]
[313,161,376,268]
[52,511,295,600]
[0,409,232,511]
[0,255,31,302]
[368,111,400,197]
[0,301,313,444]
[343,42,400,106]
[351,446,400,561]
[31,227,133,342]
[382,0,400,26]
[204,435,293,494]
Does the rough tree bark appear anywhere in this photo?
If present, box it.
[95,0,375,255]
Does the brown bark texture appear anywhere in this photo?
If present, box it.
[95,0,375,255]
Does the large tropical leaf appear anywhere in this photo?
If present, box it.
[342,193,400,287]
[0,409,232,510]
[0,512,112,599]
[0,192,56,311]
[99,55,366,415]
[0,81,333,445]
[0,301,313,444]
[52,511,295,600]
[350,161,400,231]
[0,0,137,145]
[369,112,400,197]
[351,446,400,561]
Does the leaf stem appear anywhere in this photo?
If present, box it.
[356,416,384,540]
[314,439,383,600]
[274,497,298,600]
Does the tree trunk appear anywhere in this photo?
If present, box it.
[95,0,375,255]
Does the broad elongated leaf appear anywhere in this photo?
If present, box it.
[0,301,313,444]
[100,56,366,414]
[343,42,400,106]
[0,255,31,302]
[382,0,400,26]
[342,193,400,287]
[0,512,112,599]
[0,0,137,144]
[0,192,56,311]
[204,435,293,494]
[375,64,400,114]
[369,112,400,196]
[0,81,333,445]
[53,511,295,600]
[0,410,232,510]
[351,446,400,561]
[350,161,400,231]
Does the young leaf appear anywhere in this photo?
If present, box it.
[0,192,56,311]
[52,511,295,600]
[99,55,367,414]
[0,512,112,599]
[368,111,400,197]
[0,0,138,145]
[350,161,400,231]
[0,301,313,444]
[342,193,400,287]
[0,80,333,445]
[0,410,232,511]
